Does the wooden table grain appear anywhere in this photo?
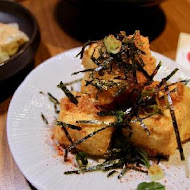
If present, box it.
[0,0,190,189]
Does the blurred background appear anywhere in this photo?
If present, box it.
[0,0,168,101]
[55,0,166,42]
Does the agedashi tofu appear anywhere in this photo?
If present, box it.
[54,31,190,161]
[54,92,115,156]
[123,85,190,156]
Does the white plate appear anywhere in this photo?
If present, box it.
[7,47,190,190]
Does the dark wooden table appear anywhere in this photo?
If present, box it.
[0,0,190,189]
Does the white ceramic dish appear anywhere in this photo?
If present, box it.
[7,47,190,190]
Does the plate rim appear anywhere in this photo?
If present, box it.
[6,47,82,190]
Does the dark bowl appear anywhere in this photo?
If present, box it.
[0,0,40,101]
[97,0,164,6]
[65,0,165,7]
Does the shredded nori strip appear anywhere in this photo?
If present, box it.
[91,50,101,66]
[118,164,127,179]
[76,40,97,59]
[39,92,60,114]
[56,121,73,143]
[66,125,113,152]
[56,121,74,161]
[158,68,179,88]
[97,110,117,116]
[89,79,124,91]
[107,170,117,177]
[126,164,148,173]
[136,116,150,135]
[157,156,162,165]
[39,91,45,95]
[47,93,60,114]
[145,61,162,86]
[151,61,162,78]
[41,113,48,125]
[64,78,83,86]
[47,92,60,105]
[168,79,190,87]
[64,159,122,174]
[57,81,78,105]
[56,121,81,131]
[136,62,151,80]
[103,163,123,171]
[72,69,94,75]
[76,120,111,125]
[164,81,185,160]
[56,121,79,161]
[182,79,190,85]
[54,104,60,114]
[71,86,74,91]
[164,68,179,81]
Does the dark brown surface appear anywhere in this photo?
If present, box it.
[55,0,166,42]
[0,0,190,189]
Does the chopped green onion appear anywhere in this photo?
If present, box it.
[148,165,165,181]
[137,182,165,190]
[136,148,151,169]
[104,35,122,54]
[76,152,88,168]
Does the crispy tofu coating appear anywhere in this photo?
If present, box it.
[123,84,190,156]
[81,31,156,106]
[54,92,115,156]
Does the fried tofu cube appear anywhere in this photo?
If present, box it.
[123,85,190,156]
[54,92,115,156]
[81,31,156,106]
